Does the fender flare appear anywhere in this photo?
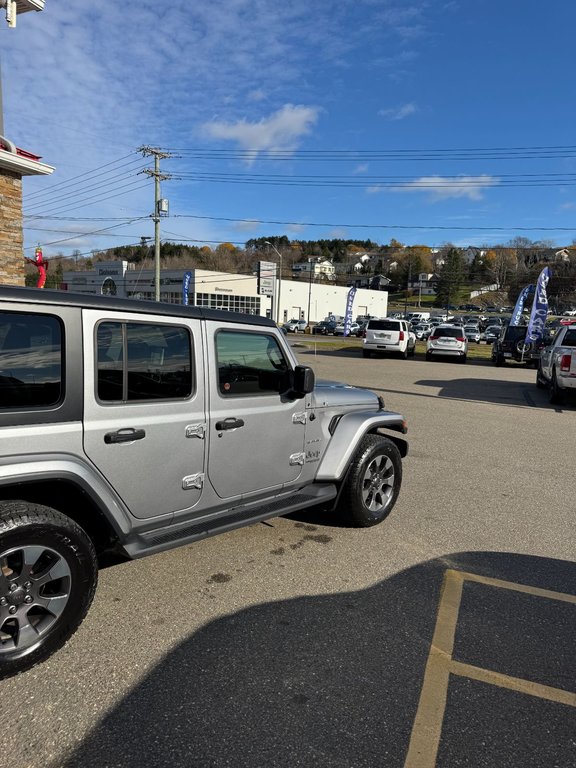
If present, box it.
[315,411,408,482]
[0,454,135,537]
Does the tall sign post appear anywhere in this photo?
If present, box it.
[258,261,275,318]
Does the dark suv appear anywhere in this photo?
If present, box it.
[491,325,546,367]
[312,320,337,335]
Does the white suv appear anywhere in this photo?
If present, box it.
[362,318,416,359]
[426,324,468,362]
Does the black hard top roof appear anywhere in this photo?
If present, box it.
[0,285,276,328]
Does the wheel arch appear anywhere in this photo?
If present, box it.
[315,411,408,482]
[0,459,133,563]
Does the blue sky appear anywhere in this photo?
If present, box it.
[4,1,576,259]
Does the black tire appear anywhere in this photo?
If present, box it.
[400,347,408,360]
[460,354,467,364]
[409,344,416,357]
[362,350,371,358]
[549,371,565,405]
[337,435,402,528]
[425,351,432,361]
[536,365,547,389]
[0,502,97,679]
[493,354,504,367]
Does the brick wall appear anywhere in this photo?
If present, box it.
[0,168,24,286]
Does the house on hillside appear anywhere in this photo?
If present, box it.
[292,259,335,280]
[350,274,391,291]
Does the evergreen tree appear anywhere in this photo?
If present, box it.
[434,248,465,306]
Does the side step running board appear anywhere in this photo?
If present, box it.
[125,483,337,558]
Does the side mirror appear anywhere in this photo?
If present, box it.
[291,365,315,398]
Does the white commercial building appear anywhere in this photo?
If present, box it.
[62,261,388,323]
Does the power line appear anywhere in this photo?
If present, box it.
[23,217,149,250]
[171,213,576,233]
[173,173,576,189]
[23,180,152,219]
[24,164,149,213]
[161,144,576,161]
[24,153,143,201]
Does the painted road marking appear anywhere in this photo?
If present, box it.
[404,569,576,768]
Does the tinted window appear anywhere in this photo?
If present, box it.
[504,326,528,341]
[97,321,192,402]
[367,320,399,331]
[432,327,462,338]
[563,330,576,346]
[0,312,62,409]
[216,331,290,397]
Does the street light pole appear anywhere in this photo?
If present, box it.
[306,258,314,327]
[403,260,412,317]
[265,241,283,324]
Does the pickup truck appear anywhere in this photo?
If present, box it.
[536,323,576,404]
[0,286,408,677]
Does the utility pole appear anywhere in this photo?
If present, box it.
[139,146,172,301]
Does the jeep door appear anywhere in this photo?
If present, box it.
[82,310,206,520]
[207,324,306,499]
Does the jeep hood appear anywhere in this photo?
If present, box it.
[312,379,380,409]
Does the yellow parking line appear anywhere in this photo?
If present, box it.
[451,660,576,707]
[403,569,576,768]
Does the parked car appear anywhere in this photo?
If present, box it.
[355,321,369,337]
[0,285,409,678]
[312,320,337,335]
[362,318,416,359]
[491,325,545,367]
[283,318,308,333]
[463,325,481,344]
[482,325,503,344]
[334,322,360,336]
[413,323,432,340]
[426,325,468,362]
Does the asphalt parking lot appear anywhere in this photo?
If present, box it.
[4,348,576,768]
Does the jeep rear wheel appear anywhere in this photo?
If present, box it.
[0,502,97,679]
[338,435,402,527]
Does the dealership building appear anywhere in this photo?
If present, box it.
[62,261,389,323]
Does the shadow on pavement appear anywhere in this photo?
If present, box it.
[57,552,576,768]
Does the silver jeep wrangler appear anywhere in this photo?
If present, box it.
[0,286,408,677]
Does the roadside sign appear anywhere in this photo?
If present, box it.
[258,261,276,296]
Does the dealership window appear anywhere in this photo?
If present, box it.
[196,293,261,315]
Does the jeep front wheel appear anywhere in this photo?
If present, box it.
[338,435,402,527]
[0,502,97,679]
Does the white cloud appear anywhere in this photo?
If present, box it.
[353,164,369,174]
[393,175,500,201]
[378,102,418,120]
[232,220,260,232]
[247,90,267,102]
[202,104,321,156]
[286,223,306,233]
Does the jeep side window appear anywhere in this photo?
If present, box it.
[0,312,62,408]
[216,330,290,396]
[97,321,192,402]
